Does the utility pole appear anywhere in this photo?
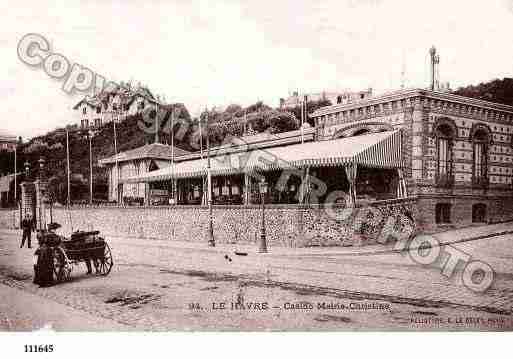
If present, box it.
[171,107,174,161]
[113,115,119,204]
[155,101,159,144]
[66,128,71,207]
[13,140,17,229]
[171,107,175,200]
[206,109,214,247]
[14,140,17,203]
[300,94,307,144]
[89,130,94,205]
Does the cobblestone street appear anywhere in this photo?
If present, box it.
[1,226,513,331]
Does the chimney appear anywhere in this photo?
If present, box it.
[429,46,440,91]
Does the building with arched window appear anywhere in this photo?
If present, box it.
[103,87,513,235]
[310,88,513,231]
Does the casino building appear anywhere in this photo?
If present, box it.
[105,86,513,234]
[310,87,513,231]
[101,46,513,235]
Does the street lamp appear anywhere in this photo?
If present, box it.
[37,157,45,230]
[24,160,30,179]
[258,178,268,253]
[38,157,45,181]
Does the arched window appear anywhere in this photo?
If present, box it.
[352,129,370,136]
[470,126,490,187]
[435,203,451,224]
[435,124,454,185]
[472,203,487,223]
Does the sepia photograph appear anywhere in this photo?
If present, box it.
[1,0,513,354]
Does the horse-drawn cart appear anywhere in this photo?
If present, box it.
[38,224,114,283]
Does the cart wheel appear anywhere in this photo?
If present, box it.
[98,243,113,276]
[53,247,72,282]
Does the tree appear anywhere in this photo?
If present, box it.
[453,78,513,106]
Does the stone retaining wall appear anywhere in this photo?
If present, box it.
[0,198,416,247]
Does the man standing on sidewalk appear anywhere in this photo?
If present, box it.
[20,214,34,248]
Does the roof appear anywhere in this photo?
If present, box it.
[121,130,403,183]
[73,85,159,110]
[177,127,316,162]
[311,88,513,117]
[99,143,191,165]
[72,96,101,110]
[0,134,17,142]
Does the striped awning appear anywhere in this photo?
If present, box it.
[121,130,404,184]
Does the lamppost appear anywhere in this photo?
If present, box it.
[24,160,30,179]
[258,178,268,253]
[38,157,45,181]
[37,157,45,230]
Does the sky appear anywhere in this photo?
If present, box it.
[1,0,513,139]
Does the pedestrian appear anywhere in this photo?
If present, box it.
[20,214,34,248]
[33,234,54,287]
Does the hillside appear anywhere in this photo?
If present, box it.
[452,78,513,106]
[4,78,512,204]
[0,99,326,203]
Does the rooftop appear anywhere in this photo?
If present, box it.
[99,143,191,165]
[310,88,513,117]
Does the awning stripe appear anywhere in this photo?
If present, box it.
[121,130,404,184]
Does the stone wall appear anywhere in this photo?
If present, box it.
[0,199,416,248]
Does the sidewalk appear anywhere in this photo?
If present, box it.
[0,283,131,331]
[2,221,513,258]
[1,223,513,328]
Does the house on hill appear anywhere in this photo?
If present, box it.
[0,133,17,152]
[73,83,160,130]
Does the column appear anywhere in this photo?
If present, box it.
[202,176,207,206]
[299,166,310,205]
[20,182,35,226]
[244,173,250,205]
[34,180,48,230]
[173,179,178,204]
[397,168,408,198]
[145,182,150,206]
[345,164,357,206]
